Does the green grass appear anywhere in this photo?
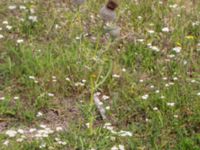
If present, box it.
[0,0,200,149]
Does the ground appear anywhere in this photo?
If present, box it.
[0,0,200,149]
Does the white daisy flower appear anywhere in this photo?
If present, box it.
[153,107,158,111]
[142,94,149,100]
[2,21,8,25]
[48,93,54,97]
[6,25,12,30]
[148,30,155,34]
[3,140,9,146]
[0,34,4,39]
[8,5,17,10]
[28,16,38,22]
[17,39,24,44]
[162,27,170,32]
[5,130,17,137]
[172,47,182,53]
[0,97,5,100]
[102,95,109,100]
[167,102,175,107]
[112,74,120,78]
[36,112,43,117]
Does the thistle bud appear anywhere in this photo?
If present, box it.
[100,0,118,22]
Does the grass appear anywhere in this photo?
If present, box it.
[0,0,200,149]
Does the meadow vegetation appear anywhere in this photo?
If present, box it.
[0,0,200,149]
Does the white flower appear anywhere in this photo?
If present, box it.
[142,94,149,100]
[153,107,158,111]
[29,128,37,133]
[103,123,114,131]
[65,77,70,81]
[162,77,167,81]
[112,74,120,78]
[106,106,110,110]
[30,8,35,14]
[0,34,4,39]
[149,45,160,52]
[168,54,175,58]
[162,27,170,32]
[2,21,8,25]
[155,90,160,93]
[197,92,200,96]
[29,76,35,80]
[6,25,12,30]
[17,39,24,44]
[55,24,61,29]
[102,95,109,100]
[111,146,119,150]
[82,79,86,83]
[139,79,144,83]
[52,76,56,79]
[0,97,5,100]
[169,4,178,9]
[17,129,24,134]
[183,60,187,65]
[14,96,19,100]
[137,39,144,42]
[118,130,132,137]
[36,112,43,117]
[40,124,47,128]
[173,77,178,80]
[28,16,38,22]
[137,16,142,20]
[118,145,125,150]
[56,127,63,132]
[160,96,165,99]
[122,68,126,72]
[167,102,175,107]
[48,93,54,97]
[174,115,178,118]
[75,36,81,40]
[86,123,90,128]
[148,30,155,34]
[5,130,17,137]
[165,83,169,87]
[61,141,67,145]
[19,5,26,10]
[94,92,101,96]
[172,47,182,53]
[39,143,46,148]
[3,140,9,146]
[16,138,24,142]
[8,5,17,10]
[150,85,154,89]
